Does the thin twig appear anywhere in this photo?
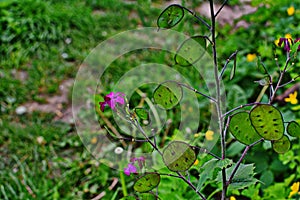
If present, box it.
[222,116,231,144]
[226,138,264,185]
[269,57,291,103]
[182,7,211,29]
[214,0,229,18]
[134,119,163,156]
[178,83,217,102]
[222,102,260,118]
[279,75,300,88]
[219,50,238,80]
[177,172,207,200]
[192,146,221,160]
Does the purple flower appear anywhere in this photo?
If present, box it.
[278,37,293,52]
[130,156,145,168]
[124,163,137,176]
[99,92,125,111]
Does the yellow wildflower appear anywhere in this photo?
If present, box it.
[230,196,236,200]
[289,182,300,198]
[287,6,295,16]
[284,91,298,105]
[91,137,98,144]
[205,130,214,141]
[275,39,280,46]
[275,34,292,47]
[285,33,292,39]
[194,133,200,138]
[194,159,199,166]
[246,53,257,62]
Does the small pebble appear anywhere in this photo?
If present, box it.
[114,147,124,154]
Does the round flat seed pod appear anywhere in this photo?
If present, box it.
[153,81,182,110]
[229,112,262,145]
[162,141,196,172]
[157,4,184,29]
[175,36,207,67]
[272,135,291,154]
[287,121,300,138]
[250,104,284,140]
[133,173,160,193]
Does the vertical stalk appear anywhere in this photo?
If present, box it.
[209,0,226,199]
[120,169,128,196]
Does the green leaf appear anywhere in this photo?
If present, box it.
[272,135,291,154]
[133,173,160,193]
[287,121,300,137]
[225,163,258,190]
[229,112,262,145]
[134,108,149,120]
[291,40,300,56]
[153,81,182,110]
[197,158,233,191]
[174,36,207,66]
[259,170,274,188]
[157,4,184,29]
[162,141,196,172]
[229,112,261,145]
[120,196,136,200]
[250,104,284,140]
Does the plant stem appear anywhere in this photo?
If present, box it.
[178,83,216,102]
[255,85,268,102]
[218,50,238,80]
[134,119,163,156]
[214,0,229,18]
[208,0,226,199]
[269,57,291,103]
[182,7,211,29]
[120,170,128,197]
[226,138,263,185]
[177,172,207,200]
[192,146,221,160]
[222,102,260,118]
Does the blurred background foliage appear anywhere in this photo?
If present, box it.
[0,0,299,199]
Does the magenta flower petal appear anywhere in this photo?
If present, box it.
[124,163,137,176]
[99,102,107,112]
[99,92,126,111]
